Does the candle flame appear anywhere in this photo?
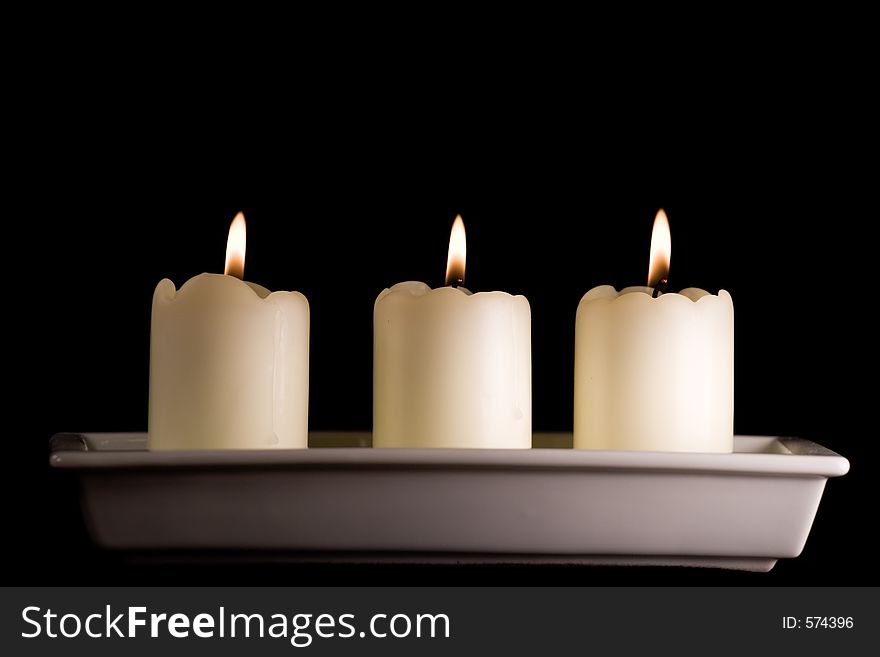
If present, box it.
[224,212,247,279]
[445,214,467,287]
[647,208,671,289]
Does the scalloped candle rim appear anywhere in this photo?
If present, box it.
[154,273,308,306]
[376,280,528,305]
[579,284,732,306]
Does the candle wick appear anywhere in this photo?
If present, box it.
[448,277,463,289]
[652,279,668,298]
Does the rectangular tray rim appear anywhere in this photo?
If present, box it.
[49,432,850,478]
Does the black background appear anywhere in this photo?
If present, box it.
[10,53,876,585]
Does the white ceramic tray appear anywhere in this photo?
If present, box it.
[49,432,849,572]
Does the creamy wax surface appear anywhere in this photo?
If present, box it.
[373,282,531,448]
[574,285,733,453]
[149,273,309,449]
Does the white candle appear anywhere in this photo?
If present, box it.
[574,210,733,452]
[373,216,531,448]
[149,213,309,450]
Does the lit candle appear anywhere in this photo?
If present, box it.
[573,210,733,452]
[149,212,310,450]
[373,216,531,448]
